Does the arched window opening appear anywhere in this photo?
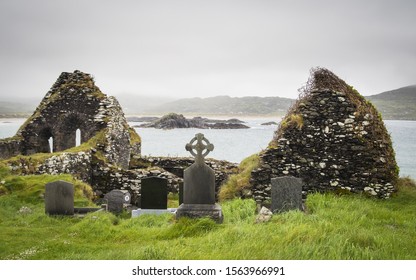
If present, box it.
[76,128,81,147]
[48,137,54,153]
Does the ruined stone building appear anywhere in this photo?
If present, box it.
[0,70,140,168]
[0,70,234,204]
[250,68,398,203]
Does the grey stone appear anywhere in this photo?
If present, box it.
[104,189,130,213]
[255,206,273,223]
[271,176,303,213]
[176,133,223,223]
[141,177,168,209]
[178,182,184,205]
[45,180,74,215]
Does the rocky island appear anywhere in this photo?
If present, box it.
[135,113,250,129]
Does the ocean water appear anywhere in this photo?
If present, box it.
[1,118,415,179]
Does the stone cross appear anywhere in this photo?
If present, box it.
[185,133,214,164]
[176,133,223,223]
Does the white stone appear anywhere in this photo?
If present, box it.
[255,207,273,223]
[344,118,354,124]
[338,97,346,102]
[324,126,330,134]
[364,187,377,196]
[330,180,339,187]
[337,122,345,127]
[362,121,370,126]
[319,162,326,169]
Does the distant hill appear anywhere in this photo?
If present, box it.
[0,101,35,118]
[1,85,415,119]
[146,95,294,116]
[366,85,416,120]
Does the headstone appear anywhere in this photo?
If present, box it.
[45,180,74,215]
[271,176,303,213]
[176,133,223,223]
[141,177,168,209]
[178,182,184,205]
[104,189,130,213]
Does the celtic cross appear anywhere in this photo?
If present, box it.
[185,133,214,164]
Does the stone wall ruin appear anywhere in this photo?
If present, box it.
[250,68,398,203]
[0,70,140,169]
[0,71,236,205]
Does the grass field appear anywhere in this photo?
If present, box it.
[0,166,415,260]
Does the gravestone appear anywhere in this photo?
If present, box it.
[178,182,184,205]
[141,177,168,209]
[176,133,223,223]
[104,189,130,213]
[45,180,74,215]
[271,176,303,213]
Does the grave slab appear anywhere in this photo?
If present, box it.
[45,180,74,215]
[141,177,168,209]
[271,176,303,213]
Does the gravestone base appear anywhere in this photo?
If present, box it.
[131,208,176,218]
[176,203,223,223]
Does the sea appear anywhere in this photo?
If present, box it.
[1,118,415,179]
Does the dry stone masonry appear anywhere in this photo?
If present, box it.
[0,70,140,168]
[0,71,237,207]
[250,68,398,203]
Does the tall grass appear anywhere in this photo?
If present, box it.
[218,154,260,201]
[1,166,415,260]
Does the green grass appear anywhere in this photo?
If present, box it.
[1,165,415,259]
[218,154,260,201]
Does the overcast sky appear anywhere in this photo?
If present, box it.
[0,0,415,101]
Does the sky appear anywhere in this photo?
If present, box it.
[0,0,415,102]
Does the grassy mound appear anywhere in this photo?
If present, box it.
[218,154,260,201]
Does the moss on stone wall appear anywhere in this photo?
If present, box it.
[250,68,399,203]
[219,153,260,201]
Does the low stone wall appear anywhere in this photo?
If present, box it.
[6,151,239,205]
[132,156,238,197]
[0,139,22,160]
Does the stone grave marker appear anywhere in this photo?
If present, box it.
[176,133,223,223]
[104,189,130,213]
[45,180,74,215]
[132,177,176,218]
[178,182,184,205]
[271,176,303,213]
[141,177,168,209]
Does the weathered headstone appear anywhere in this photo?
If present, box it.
[45,180,74,215]
[104,189,130,213]
[176,133,223,223]
[178,182,184,205]
[141,177,168,209]
[271,176,303,213]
